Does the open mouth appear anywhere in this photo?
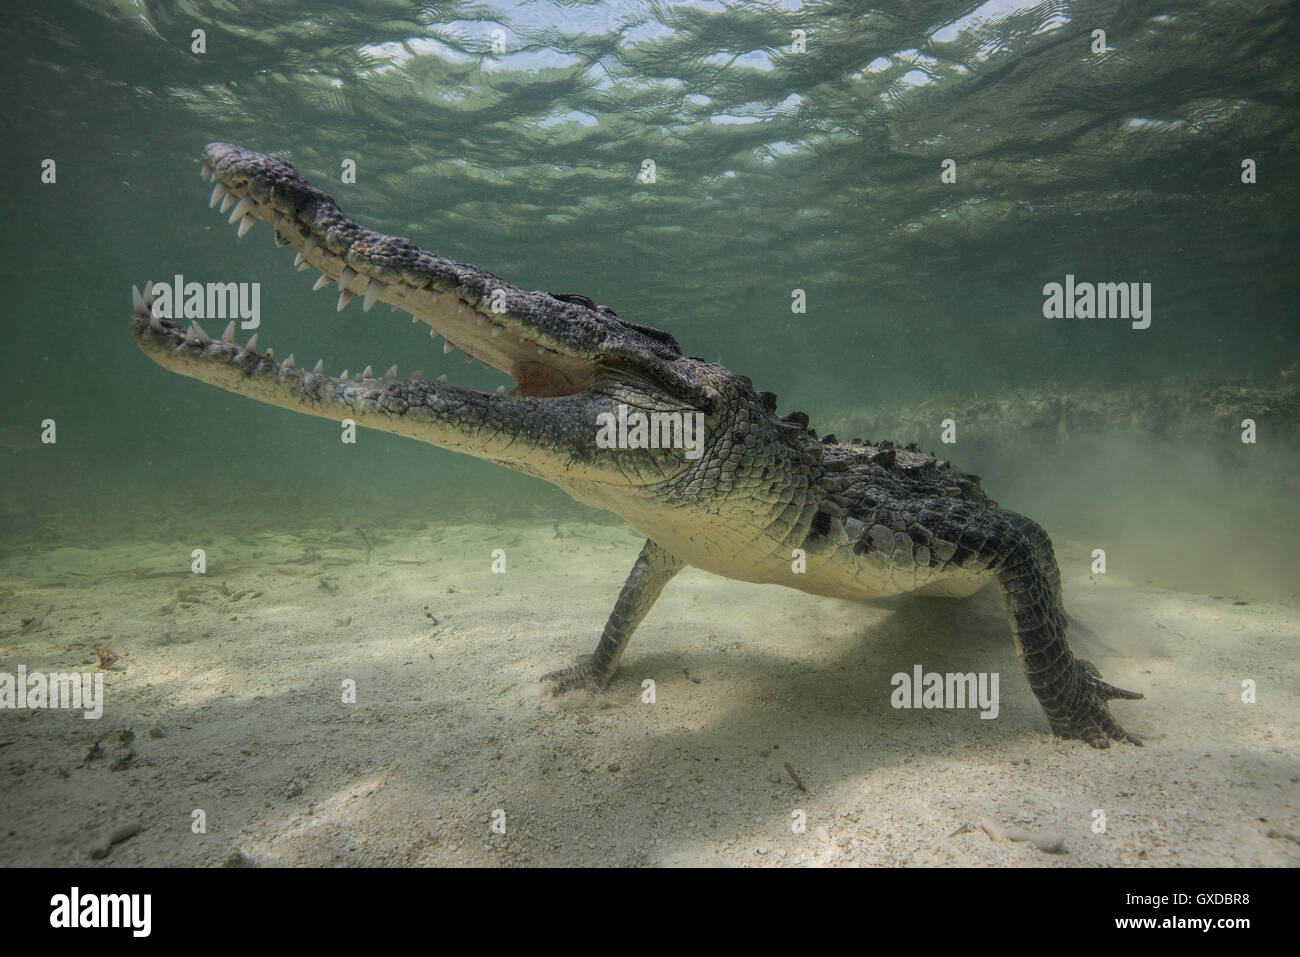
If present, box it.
[134,143,608,401]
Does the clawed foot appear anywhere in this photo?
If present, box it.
[541,654,611,695]
[1050,658,1144,748]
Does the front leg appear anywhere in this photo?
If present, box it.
[544,538,685,694]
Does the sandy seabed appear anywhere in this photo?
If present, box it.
[0,519,1295,867]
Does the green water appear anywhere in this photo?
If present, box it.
[1,1,1299,874]
[1,0,1297,550]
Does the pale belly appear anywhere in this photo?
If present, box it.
[560,480,994,601]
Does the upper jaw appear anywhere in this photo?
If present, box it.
[198,143,720,413]
[201,142,608,399]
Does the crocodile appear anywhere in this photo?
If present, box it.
[129,143,1142,747]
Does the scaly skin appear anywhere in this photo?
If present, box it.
[128,144,1142,747]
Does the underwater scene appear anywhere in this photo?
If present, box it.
[1,0,1297,872]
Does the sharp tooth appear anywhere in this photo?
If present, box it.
[362,365,374,379]
[221,322,235,343]
[337,289,355,311]
[228,196,254,224]
[237,215,255,238]
[243,334,258,353]
[283,354,295,369]
[200,164,211,181]
[265,347,275,361]
[537,345,546,355]
[131,284,143,312]
[412,369,424,379]
[490,325,503,338]
[338,266,357,290]
[150,301,165,320]
[465,354,474,364]
[312,359,323,374]
[383,365,398,378]
[436,374,447,385]
[495,385,506,394]
[297,261,311,272]
[340,369,348,379]
[443,341,454,354]
[143,280,153,298]
[363,278,384,312]
[411,315,419,324]
[220,191,237,214]
[209,182,228,208]
[185,321,209,345]
[312,273,333,291]
[456,302,467,316]
[149,314,165,333]
[295,234,317,266]
[403,285,414,300]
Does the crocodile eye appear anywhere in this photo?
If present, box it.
[700,385,723,415]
